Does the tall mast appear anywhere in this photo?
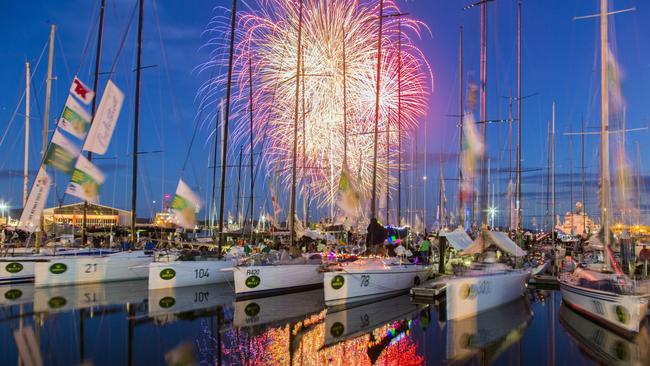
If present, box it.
[210,109,220,234]
[289,0,303,247]
[458,26,464,228]
[217,0,238,253]
[38,24,56,253]
[570,125,574,235]
[370,0,384,221]
[551,102,556,235]
[479,0,488,226]
[545,121,550,231]
[130,0,144,244]
[516,0,522,231]
[342,29,348,165]
[600,0,611,271]
[507,91,513,229]
[248,57,255,241]
[397,20,402,225]
[636,142,641,229]
[423,119,427,231]
[24,62,30,207]
[301,46,307,227]
[385,119,390,225]
[582,118,586,234]
[83,0,106,246]
[236,147,242,228]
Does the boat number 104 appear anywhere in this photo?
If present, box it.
[360,275,371,287]
[195,269,210,279]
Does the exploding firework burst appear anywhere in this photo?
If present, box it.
[200,0,431,209]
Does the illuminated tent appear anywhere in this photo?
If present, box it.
[439,228,472,251]
[461,231,526,257]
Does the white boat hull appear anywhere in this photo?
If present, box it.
[324,262,431,307]
[0,259,41,284]
[148,283,235,322]
[233,289,324,328]
[33,280,148,313]
[233,264,323,298]
[34,251,153,287]
[445,270,530,320]
[560,280,648,335]
[0,283,35,307]
[148,260,235,289]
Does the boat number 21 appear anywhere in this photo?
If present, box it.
[195,269,210,279]
[360,275,370,287]
[85,264,98,273]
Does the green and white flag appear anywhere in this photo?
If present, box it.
[84,80,124,155]
[59,96,92,139]
[43,130,81,175]
[65,155,105,204]
[171,179,202,229]
[18,167,51,232]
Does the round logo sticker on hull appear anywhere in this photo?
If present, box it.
[5,262,24,274]
[245,275,261,288]
[159,268,176,280]
[245,302,261,317]
[49,263,68,275]
[158,296,176,308]
[331,275,345,290]
[4,289,23,301]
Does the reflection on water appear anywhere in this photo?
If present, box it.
[0,282,648,365]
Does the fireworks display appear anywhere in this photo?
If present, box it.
[200,0,431,209]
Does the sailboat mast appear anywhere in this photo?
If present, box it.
[397,20,402,225]
[385,120,390,225]
[458,26,464,228]
[83,0,106,246]
[582,118,586,234]
[600,0,612,270]
[24,62,30,207]
[248,57,255,241]
[236,147,242,229]
[210,107,220,233]
[289,0,303,247]
[38,24,56,253]
[370,0,384,221]
[130,0,144,244]
[570,125,574,235]
[342,29,348,165]
[479,0,488,226]
[516,0,522,231]
[301,46,307,227]
[636,142,641,228]
[552,102,556,235]
[217,0,238,252]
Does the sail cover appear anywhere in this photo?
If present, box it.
[462,231,526,257]
[440,228,472,251]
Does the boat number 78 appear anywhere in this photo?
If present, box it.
[360,275,370,287]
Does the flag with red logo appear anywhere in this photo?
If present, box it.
[69,76,95,105]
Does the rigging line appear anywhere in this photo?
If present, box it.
[72,0,100,78]
[0,40,48,147]
[151,0,201,186]
[55,31,72,84]
[107,0,139,77]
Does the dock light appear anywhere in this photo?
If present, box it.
[0,202,8,219]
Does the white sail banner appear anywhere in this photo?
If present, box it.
[43,130,81,175]
[59,96,92,139]
[171,179,202,229]
[65,155,106,204]
[84,80,124,155]
[18,167,51,232]
[70,76,95,105]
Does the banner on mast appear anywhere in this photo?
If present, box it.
[171,179,202,229]
[70,76,95,105]
[84,80,124,155]
[43,130,81,175]
[59,96,92,139]
[65,155,106,204]
[18,167,51,232]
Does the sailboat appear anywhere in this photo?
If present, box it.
[323,1,431,309]
[558,0,648,335]
[149,0,240,291]
[33,0,155,287]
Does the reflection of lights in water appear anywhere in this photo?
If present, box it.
[220,313,424,365]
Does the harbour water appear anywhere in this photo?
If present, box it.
[1,282,646,365]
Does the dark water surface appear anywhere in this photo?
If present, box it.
[1,281,648,365]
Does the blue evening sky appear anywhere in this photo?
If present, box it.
[1,0,649,229]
